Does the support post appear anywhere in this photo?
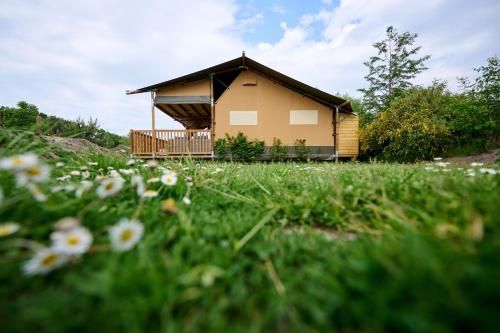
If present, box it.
[334,105,339,163]
[210,74,215,156]
[151,91,156,159]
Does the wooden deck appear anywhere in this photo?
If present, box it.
[130,129,212,158]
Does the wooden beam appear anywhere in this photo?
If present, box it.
[210,74,215,152]
[151,91,156,159]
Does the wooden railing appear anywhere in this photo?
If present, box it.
[130,129,212,157]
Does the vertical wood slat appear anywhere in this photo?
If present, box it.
[129,129,212,157]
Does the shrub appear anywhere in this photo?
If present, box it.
[216,132,264,162]
[214,138,228,158]
[270,137,287,161]
[360,85,451,162]
[294,139,310,161]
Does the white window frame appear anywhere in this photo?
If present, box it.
[229,111,258,125]
[289,110,318,125]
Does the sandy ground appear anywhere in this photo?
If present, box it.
[444,148,500,165]
[44,136,123,156]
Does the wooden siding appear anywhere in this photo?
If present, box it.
[337,113,359,156]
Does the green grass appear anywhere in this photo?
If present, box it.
[1,128,499,333]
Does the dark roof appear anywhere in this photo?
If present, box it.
[126,54,352,112]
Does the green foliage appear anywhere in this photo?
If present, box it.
[1,101,124,149]
[336,94,374,128]
[270,137,287,161]
[1,101,41,130]
[216,132,265,162]
[359,26,430,113]
[294,138,310,161]
[360,85,451,162]
[214,137,228,157]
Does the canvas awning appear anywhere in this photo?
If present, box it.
[154,95,211,129]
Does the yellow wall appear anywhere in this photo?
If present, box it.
[215,70,358,156]
[215,71,338,146]
[156,79,210,96]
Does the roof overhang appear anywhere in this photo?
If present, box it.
[127,54,353,113]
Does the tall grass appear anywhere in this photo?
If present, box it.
[0,128,499,332]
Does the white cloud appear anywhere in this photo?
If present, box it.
[0,0,498,135]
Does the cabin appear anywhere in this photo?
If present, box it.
[126,53,358,160]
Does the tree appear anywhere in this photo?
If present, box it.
[472,56,500,112]
[359,26,430,113]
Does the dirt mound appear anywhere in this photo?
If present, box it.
[444,149,500,165]
[44,136,117,155]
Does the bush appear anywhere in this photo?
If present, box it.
[1,101,123,149]
[270,137,287,161]
[294,139,310,161]
[360,85,451,162]
[216,132,264,162]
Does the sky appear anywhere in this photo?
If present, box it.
[1,0,499,135]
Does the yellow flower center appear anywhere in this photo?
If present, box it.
[42,254,59,267]
[13,156,24,166]
[0,226,12,237]
[105,183,114,190]
[121,229,134,241]
[26,166,41,176]
[67,235,81,246]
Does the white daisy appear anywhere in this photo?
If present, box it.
[147,177,160,184]
[80,166,88,171]
[110,170,122,178]
[161,172,178,186]
[16,164,51,186]
[51,184,76,193]
[0,222,20,237]
[82,170,90,178]
[51,226,93,255]
[55,162,65,168]
[95,175,108,182]
[28,184,47,202]
[76,180,93,198]
[22,247,68,276]
[126,159,136,166]
[56,175,71,182]
[70,170,81,177]
[147,160,159,168]
[119,169,134,175]
[142,189,159,198]
[470,162,484,167]
[433,157,443,161]
[88,162,98,166]
[0,153,38,170]
[54,217,80,231]
[96,177,124,198]
[109,218,144,252]
[132,174,145,196]
[182,196,191,205]
[479,168,497,175]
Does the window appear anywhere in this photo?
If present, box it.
[289,110,318,125]
[230,111,258,125]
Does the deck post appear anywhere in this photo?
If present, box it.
[151,91,156,159]
[210,74,215,156]
[334,105,339,163]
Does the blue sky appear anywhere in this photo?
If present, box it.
[0,0,499,134]
[236,0,333,44]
